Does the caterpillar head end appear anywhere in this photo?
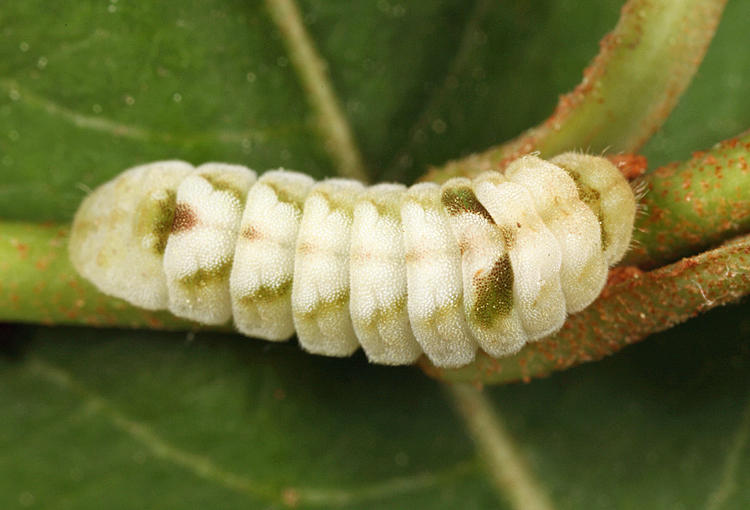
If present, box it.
[550,153,636,266]
[68,161,193,310]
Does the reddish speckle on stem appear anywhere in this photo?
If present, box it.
[608,153,648,180]
[11,239,28,259]
[146,316,164,328]
[35,256,51,271]
[604,266,643,291]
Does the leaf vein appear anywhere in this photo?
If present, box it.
[265,0,369,182]
[447,382,555,510]
[26,357,474,507]
[0,78,296,147]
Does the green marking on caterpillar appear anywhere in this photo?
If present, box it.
[297,289,351,319]
[239,278,293,304]
[441,186,495,223]
[561,168,609,252]
[265,180,308,213]
[362,293,408,329]
[471,254,514,329]
[135,189,177,254]
[201,173,246,202]
[179,259,233,289]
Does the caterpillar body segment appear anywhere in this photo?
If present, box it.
[163,163,257,325]
[550,153,636,266]
[473,173,567,342]
[350,184,423,365]
[69,154,637,368]
[440,177,528,358]
[400,183,478,368]
[68,160,193,311]
[503,157,607,313]
[230,170,314,341]
[291,179,364,357]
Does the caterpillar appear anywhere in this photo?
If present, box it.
[69,153,636,368]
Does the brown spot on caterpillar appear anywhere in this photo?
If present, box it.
[297,242,315,255]
[350,249,375,263]
[404,249,421,264]
[406,246,456,263]
[458,240,469,255]
[471,254,514,328]
[171,203,198,233]
[499,225,517,250]
[441,186,495,223]
[241,225,262,240]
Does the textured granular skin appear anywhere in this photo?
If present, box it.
[68,154,635,368]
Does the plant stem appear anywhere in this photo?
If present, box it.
[423,232,750,384]
[0,223,196,331]
[422,0,727,184]
[626,133,750,268]
[1,131,748,384]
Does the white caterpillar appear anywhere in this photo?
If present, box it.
[69,154,636,368]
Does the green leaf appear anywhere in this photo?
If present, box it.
[1,0,749,508]
[426,0,729,183]
[1,330,489,509]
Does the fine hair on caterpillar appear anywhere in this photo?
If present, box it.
[69,153,636,368]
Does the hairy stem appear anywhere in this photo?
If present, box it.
[0,223,196,331]
[423,0,727,184]
[626,132,750,268]
[424,233,750,384]
[1,131,749,384]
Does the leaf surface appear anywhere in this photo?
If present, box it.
[1,1,749,508]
